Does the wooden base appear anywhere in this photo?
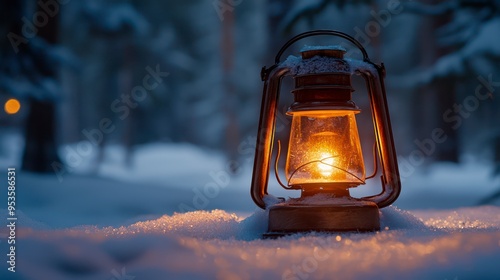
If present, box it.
[266,199,380,237]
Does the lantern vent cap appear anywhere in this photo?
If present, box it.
[300,45,346,59]
[281,45,352,76]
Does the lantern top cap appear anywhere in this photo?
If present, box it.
[300,45,346,59]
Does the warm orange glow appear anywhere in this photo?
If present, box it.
[4,99,21,114]
[285,110,365,188]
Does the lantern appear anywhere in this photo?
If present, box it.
[250,30,401,236]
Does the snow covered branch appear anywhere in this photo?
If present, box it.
[404,0,499,16]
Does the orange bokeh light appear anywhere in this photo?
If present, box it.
[4,99,21,115]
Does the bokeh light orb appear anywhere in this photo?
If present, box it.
[4,98,21,115]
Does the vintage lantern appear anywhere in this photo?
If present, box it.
[250,30,401,236]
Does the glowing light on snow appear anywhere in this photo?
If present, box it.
[10,206,500,279]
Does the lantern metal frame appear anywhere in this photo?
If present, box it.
[250,30,401,235]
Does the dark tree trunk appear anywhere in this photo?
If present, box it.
[22,100,61,172]
[414,4,459,163]
[435,79,459,162]
[496,138,500,164]
[432,14,459,163]
[21,0,62,172]
[221,5,239,172]
[121,42,136,167]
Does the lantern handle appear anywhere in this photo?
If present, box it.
[274,30,370,64]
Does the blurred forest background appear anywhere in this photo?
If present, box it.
[1,0,500,201]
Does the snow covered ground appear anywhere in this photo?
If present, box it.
[1,207,500,280]
[1,139,500,279]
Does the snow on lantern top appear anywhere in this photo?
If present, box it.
[300,45,347,52]
[282,45,376,76]
[283,45,350,75]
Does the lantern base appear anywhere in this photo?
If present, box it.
[265,199,380,237]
